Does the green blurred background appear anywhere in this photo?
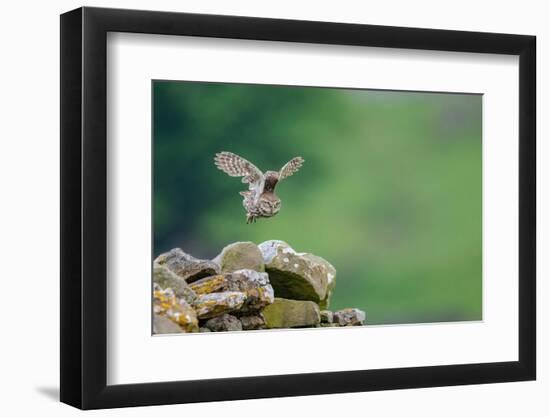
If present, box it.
[153,80,482,325]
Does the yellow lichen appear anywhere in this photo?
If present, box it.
[153,287,198,332]
[189,275,226,295]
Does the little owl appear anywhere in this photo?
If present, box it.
[214,151,304,223]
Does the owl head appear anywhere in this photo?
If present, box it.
[258,193,281,216]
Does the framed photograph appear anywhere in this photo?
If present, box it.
[60,6,536,409]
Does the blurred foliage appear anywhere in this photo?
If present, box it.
[153,80,482,325]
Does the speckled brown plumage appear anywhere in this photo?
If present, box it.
[214,151,304,223]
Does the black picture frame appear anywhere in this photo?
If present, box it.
[60,6,536,410]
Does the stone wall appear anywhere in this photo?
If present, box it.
[153,241,366,333]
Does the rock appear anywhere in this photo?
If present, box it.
[333,308,366,326]
[153,285,199,332]
[239,314,266,330]
[263,298,320,328]
[153,263,197,304]
[193,291,246,319]
[307,253,336,309]
[154,248,220,283]
[189,269,274,313]
[320,323,339,328]
[258,240,336,305]
[189,274,226,295]
[204,314,243,332]
[199,327,212,333]
[320,310,333,324]
[213,241,265,273]
[153,314,183,334]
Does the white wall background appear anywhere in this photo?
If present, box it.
[0,0,545,415]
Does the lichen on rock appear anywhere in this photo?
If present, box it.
[153,263,197,304]
[153,284,199,333]
[188,274,226,295]
[258,240,336,306]
[189,269,274,313]
[154,248,220,283]
[193,291,247,319]
[333,308,366,326]
[153,314,183,334]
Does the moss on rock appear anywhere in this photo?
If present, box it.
[213,241,265,273]
[263,298,320,328]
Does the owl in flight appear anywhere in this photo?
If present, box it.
[214,151,304,223]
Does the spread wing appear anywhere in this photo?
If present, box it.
[279,156,304,181]
[214,152,264,193]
